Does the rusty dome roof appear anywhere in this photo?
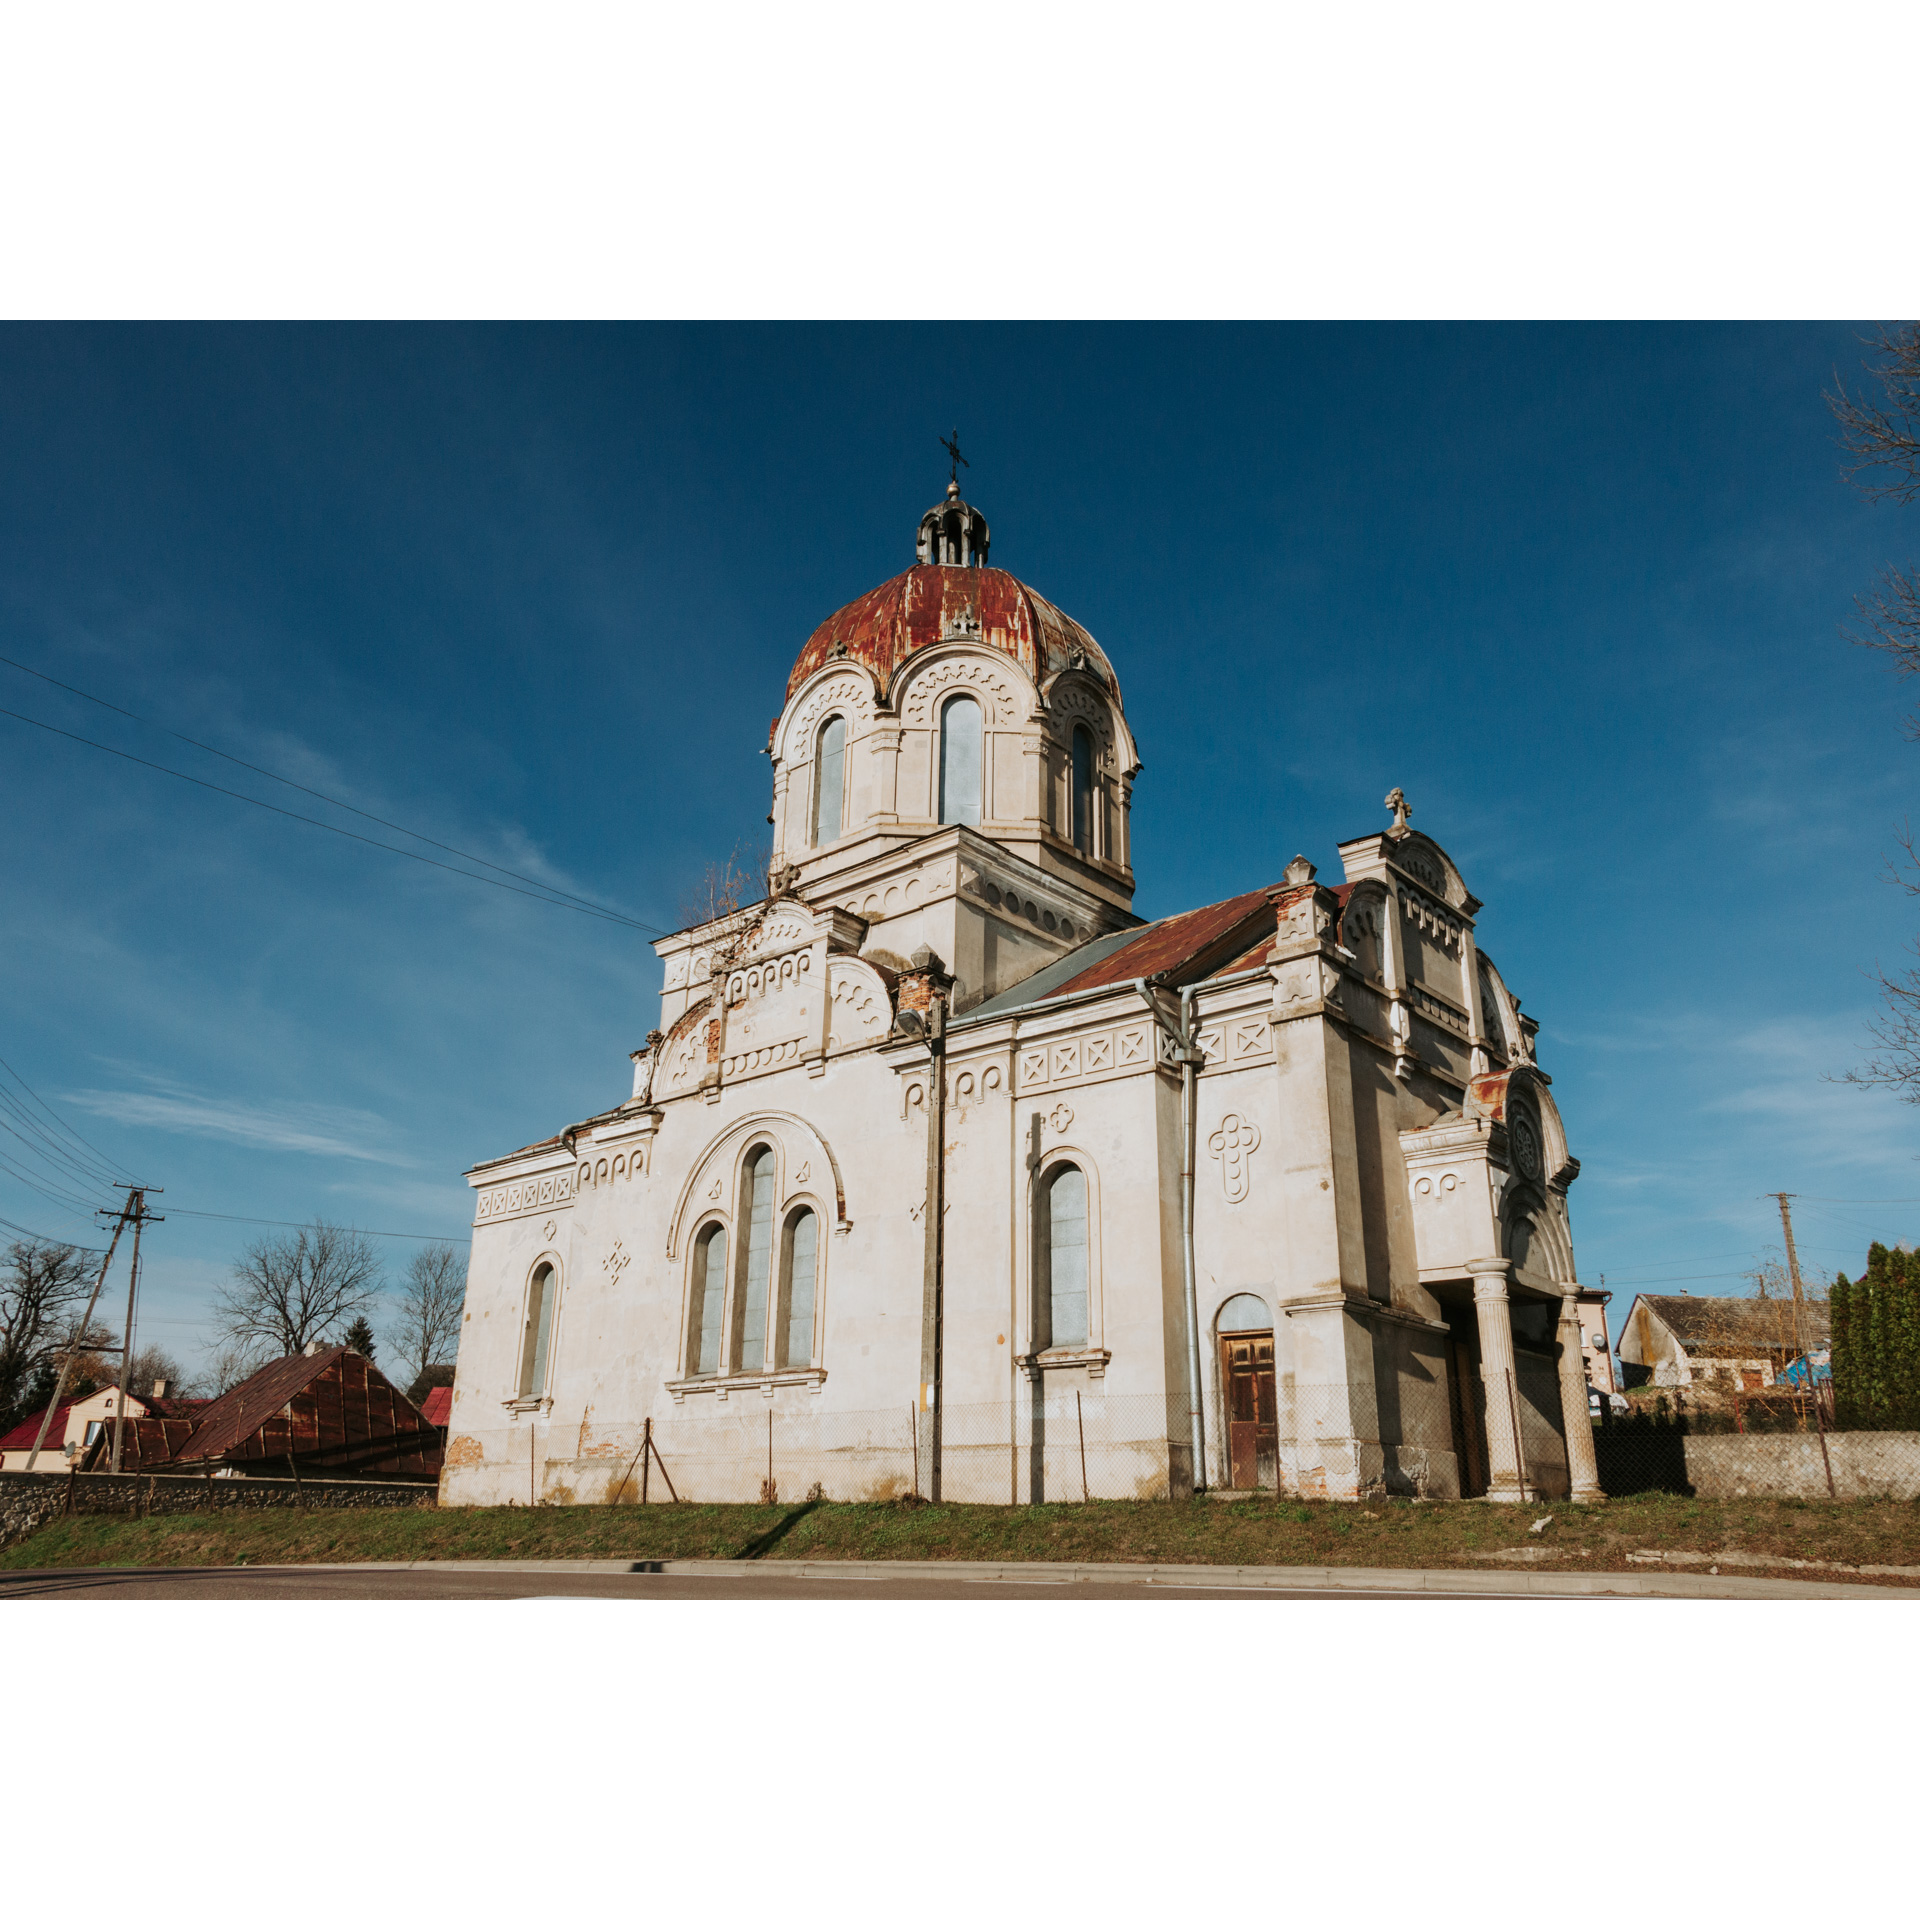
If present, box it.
[786,564,1120,708]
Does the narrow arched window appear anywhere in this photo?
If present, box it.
[812,716,846,847]
[1037,1163,1089,1351]
[778,1207,818,1368]
[688,1225,727,1375]
[519,1262,556,1397]
[939,696,982,827]
[1070,726,1094,854]
[732,1147,775,1370]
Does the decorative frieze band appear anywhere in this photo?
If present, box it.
[475,1168,575,1222]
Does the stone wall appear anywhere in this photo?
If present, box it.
[1594,1429,1920,1500]
[0,1469,435,1550]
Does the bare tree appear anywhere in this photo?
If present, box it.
[210,1221,384,1363]
[1829,324,1920,712]
[1830,324,1920,506]
[1829,326,1920,1092]
[0,1239,99,1428]
[201,1344,259,1398]
[129,1340,194,1397]
[390,1243,466,1390]
[677,840,773,982]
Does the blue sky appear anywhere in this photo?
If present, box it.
[2,322,1914,1374]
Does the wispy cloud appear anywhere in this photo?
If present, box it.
[63,1074,400,1164]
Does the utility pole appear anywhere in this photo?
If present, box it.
[24,1192,137,1471]
[1771,1192,1836,1497]
[110,1186,163,1473]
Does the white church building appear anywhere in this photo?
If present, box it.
[441,481,1603,1507]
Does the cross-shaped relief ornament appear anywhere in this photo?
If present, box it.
[1207,1113,1261,1203]
[602,1239,631,1284]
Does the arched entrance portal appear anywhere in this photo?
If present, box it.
[1216,1294,1276,1490]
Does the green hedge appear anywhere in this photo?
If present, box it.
[1832,1243,1920,1430]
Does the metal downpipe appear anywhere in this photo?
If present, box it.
[1137,980,1208,1493]
[1179,983,1207,1492]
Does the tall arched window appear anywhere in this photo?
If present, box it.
[778,1207,818,1368]
[1037,1163,1089,1350]
[688,1224,727,1375]
[812,716,846,847]
[938,696,982,827]
[1070,726,1094,854]
[732,1147,775,1371]
[519,1262,556,1397]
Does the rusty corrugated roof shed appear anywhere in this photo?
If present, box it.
[94,1347,442,1480]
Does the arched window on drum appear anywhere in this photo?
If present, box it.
[812,716,847,847]
[938,695,982,827]
[1069,725,1095,854]
[1035,1162,1089,1351]
[778,1206,818,1368]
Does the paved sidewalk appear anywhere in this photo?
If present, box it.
[5,1556,1916,1599]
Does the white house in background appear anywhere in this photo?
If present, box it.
[1576,1286,1615,1400]
[1616,1293,1827,1392]
[442,481,1604,1508]
[0,1383,162,1471]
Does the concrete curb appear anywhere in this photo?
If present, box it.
[190,1556,1920,1599]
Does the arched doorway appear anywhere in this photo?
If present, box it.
[1216,1294,1275,1490]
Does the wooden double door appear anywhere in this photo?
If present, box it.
[1222,1334,1278,1490]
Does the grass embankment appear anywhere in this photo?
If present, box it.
[7,1491,1920,1584]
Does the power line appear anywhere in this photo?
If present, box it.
[0,1209,103,1248]
[0,651,671,932]
[0,701,669,935]
[0,1112,118,1196]
[1775,1195,1920,1205]
[164,1207,465,1243]
[0,1152,112,1219]
[0,1051,140,1184]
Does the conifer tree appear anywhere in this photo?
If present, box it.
[1830,1274,1857,1428]
[343,1315,376,1362]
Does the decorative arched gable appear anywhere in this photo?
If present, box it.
[892,642,1033,728]
[774,663,879,767]
[664,1110,849,1259]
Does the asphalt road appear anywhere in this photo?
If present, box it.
[0,1564,1478,1601]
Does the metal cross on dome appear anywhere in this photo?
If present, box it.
[940,429,969,485]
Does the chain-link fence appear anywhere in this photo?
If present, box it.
[618,1393,1191,1506]
[1593,1419,1920,1499]
[598,1385,1920,1507]
[616,1382,1473,1506]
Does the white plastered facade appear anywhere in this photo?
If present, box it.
[442,543,1600,1508]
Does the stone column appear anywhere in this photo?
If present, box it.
[1469,1258,1528,1502]
[871,722,901,823]
[770,762,791,861]
[1556,1289,1606,1504]
[1022,731,1047,832]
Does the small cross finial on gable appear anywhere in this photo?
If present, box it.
[1384,787,1412,837]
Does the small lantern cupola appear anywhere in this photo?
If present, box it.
[916,479,991,568]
